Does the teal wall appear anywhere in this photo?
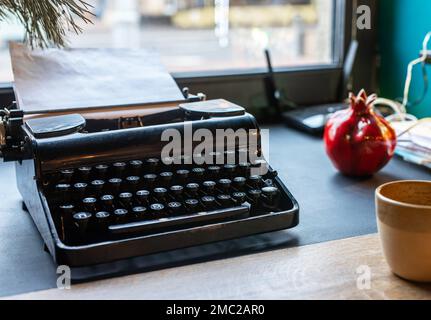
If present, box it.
[379,0,431,118]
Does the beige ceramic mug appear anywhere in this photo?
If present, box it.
[375,180,431,282]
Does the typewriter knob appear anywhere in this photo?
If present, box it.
[179,99,245,120]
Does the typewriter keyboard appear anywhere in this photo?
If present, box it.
[43,154,293,245]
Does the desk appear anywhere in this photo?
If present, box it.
[6,234,431,300]
[0,126,430,298]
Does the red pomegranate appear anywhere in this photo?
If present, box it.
[324,89,397,177]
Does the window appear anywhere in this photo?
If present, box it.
[0,0,336,80]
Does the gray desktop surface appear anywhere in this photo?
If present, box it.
[0,126,429,297]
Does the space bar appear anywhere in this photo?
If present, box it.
[109,204,250,235]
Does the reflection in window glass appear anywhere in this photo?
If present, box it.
[0,0,334,81]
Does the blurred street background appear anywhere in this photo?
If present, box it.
[0,0,334,81]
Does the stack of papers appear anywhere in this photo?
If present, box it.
[391,120,431,168]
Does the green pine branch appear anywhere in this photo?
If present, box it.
[0,0,94,48]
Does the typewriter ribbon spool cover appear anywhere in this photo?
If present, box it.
[9,42,185,115]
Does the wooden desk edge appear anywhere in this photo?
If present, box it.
[4,234,431,300]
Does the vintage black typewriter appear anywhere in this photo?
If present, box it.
[0,44,299,280]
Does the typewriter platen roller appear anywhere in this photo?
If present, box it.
[0,98,299,275]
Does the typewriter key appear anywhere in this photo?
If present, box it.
[207,166,221,177]
[233,177,246,190]
[132,206,147,220]
[170,185,184,197]
[232,192,247,204]
[168,201,182,215]
[185,199,199,213]
[146,158,159,172]
[136,190,150,204]
[192,167,205,180]
[150,203,165,217]
[90,179,105,195]
[186,183,199,196]
[217,194,232,207]
[176,169,189,183]
[108,178,122,194]
[114,208,128,223]
[112,162,126,177]
[73,182,87,200]
[60,169,74,183]
[77,166,92,180]
[73,212,92,236]
[248,189,262,202]
[143,174,157,187]
[202,181,216,194]
[223,164,236,176]
[218,179,232,192]
[262,186,279,206]
[129,160,143,175]
[201,196,216,210]
[248,175,262,188]
[94,164,109,178]
[126,176,140,190]
[82,197,97,212]
[159,172,173,185]
[55,183,71,203]
[59,204,75,241]
[95,211,111,231]
[100,194,115,209]
[118,192,133,208]
[153,187,168,201]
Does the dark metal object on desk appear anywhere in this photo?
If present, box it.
[0,99,299,280]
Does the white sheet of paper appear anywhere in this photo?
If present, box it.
[10,42,184,113]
